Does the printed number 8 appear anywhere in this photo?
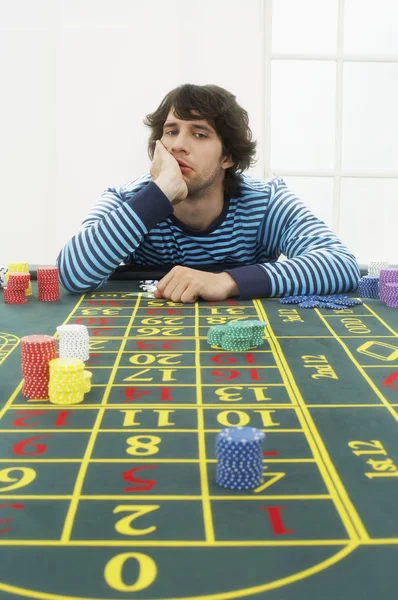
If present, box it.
[126,436,161,456]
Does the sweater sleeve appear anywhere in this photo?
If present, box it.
[57,179,173,293]
[225,178,360,299]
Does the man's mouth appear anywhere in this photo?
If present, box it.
[177,160,192,170]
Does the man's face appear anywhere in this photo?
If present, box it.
[160,109,233,198]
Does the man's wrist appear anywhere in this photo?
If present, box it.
[219,272,239,297]
[153,176,179,204]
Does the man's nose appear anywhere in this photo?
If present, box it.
[168,132,190,153]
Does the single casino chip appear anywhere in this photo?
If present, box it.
[279,295,309,304]
[21,350,56,360]
[314,295,349,303]
[216,468,263,481]
[332,298,363,306]
[49,357,85,373]
[216,476,263,491]
[216,428,265,455]
[21,334,56,346]
[216,427,266,443]
[298,301,322,308]
[321,303,347,310]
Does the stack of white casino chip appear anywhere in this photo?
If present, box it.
[56,325,90,361]
[139,280,158,293]
[216,427,265,490]
[368,261,389,277]
[0,266,8,288]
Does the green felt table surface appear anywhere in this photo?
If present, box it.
[0,280,398,600]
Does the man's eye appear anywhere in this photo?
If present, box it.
[165,130,207,139]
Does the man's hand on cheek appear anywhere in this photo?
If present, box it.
[153,266,239,303]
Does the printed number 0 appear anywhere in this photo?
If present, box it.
[126,436,161,456]
[104,552,157,592]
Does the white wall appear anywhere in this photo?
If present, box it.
[0,0,397,267]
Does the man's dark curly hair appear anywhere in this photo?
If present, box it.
[144,84,257,197]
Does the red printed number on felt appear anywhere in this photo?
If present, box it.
[0,504,24,535]
[259,506,295,536]
[13,411,70,428]
[12,435,50,456]
[211,353,256,365]
[123,387,175,402]
[383,372,398,391]
[122,466,158,492]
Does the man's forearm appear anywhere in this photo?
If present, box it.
[225,249,360,300]
[58,183,173,293]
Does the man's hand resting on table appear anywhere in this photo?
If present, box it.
[151,140,188,206]
[153,266,239,303]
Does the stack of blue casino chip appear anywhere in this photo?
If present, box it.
[358,276,379,299]
[216,427,265,490]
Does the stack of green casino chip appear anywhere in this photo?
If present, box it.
[221,321,253,351]
[49,358,91,405]
[207,320,267,351]
[235,320,265,346]
[207,324,228,346]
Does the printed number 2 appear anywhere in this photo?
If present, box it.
[113,505,159,536]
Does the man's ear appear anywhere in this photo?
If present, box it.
[222,154,234,170]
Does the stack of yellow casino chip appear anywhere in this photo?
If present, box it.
[6,262,32,296]
[83,370,92,393]
[48,358,91,405]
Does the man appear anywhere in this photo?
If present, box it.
[57,83,360,302]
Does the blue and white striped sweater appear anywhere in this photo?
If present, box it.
[57,173,360,299]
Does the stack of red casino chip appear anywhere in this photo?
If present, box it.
[3,272,31,304]
[21,335,57,399]
[37,267,60,302]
